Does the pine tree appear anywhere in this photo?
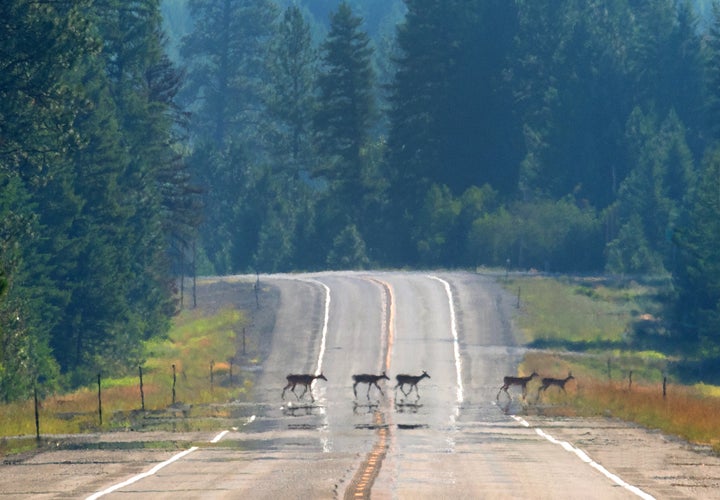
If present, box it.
[181,0,277,149]
[315,2,376,191]
[607,107,695,275]
[253,5,318,272]
[314,2,377,254]
[384,0,520,264]
[673,146,720,352]
[706,1,720,139]
[180,0,278,273]
[267,5,317,172]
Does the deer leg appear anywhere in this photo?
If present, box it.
[374,382,384,396]
[282,382,293,400]
[297,384,308,400]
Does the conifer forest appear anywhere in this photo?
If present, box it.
[3,0,720,400]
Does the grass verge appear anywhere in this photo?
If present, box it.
[0,305,250,451]
[506,274,720,454]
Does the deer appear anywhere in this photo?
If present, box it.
[281,373,327,402]
[352,371,390,399]
[394,371,430,398]
[496,371,539,400]
[538,372,575,397]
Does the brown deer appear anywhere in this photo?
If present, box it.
[281,373,327,402]
[538,372,575,397]
[497,371,539,400]
[352,372,390,399]
[394,371,430,398]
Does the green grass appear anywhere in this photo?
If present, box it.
[507,274,720,454]
[509,275,659,344]
[0,306,249,446]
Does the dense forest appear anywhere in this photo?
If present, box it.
[3,0,720,401]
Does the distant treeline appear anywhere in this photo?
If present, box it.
[3,0,720,402]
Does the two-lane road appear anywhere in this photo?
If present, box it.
[3,271,720,499]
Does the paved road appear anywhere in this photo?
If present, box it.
[2,271,720,499]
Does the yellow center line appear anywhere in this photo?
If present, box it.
[344,278,395,499]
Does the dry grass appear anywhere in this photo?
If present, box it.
[576,381,720,453]
[509,274,720,455]
[0,306,248,442]
[521,351,720,454]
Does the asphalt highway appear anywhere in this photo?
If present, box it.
[3,271,719,499]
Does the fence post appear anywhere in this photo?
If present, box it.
[172,364,177,405]
[255,272,260,309]
[34,386,40,441]
[627,370,633,391]
[663,376,667,399]
[210,360,215,392]
[139,366,145,411]
[97,373,103,426]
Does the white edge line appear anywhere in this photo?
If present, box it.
[428,275,464,404]
[506,418,656,500]
[86,446,199,500]
[210,430,229,443]
[306,279,330,377]
[86,413,257,497]
[304,278,331,453]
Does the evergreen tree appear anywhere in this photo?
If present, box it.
[0,0,190,389]
[255,5,319,272]
[0,0,104,391]
[0,171,60,401]
[326,224,370,270]
[607,107,695,275]
[705,0,720,138]
[181,0,277,149]
[314,2,377,255]
[673,146,720,352]
[385,0,520,264]
[267,5,317,172]
[180,0,278,273]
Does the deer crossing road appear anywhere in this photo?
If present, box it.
[3,271,719,498]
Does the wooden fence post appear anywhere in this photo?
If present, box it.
[172,364,177,405]
[34,386,40,441]
[97,373,103,426]
[139,366,145,411]
[255,272,260,309]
